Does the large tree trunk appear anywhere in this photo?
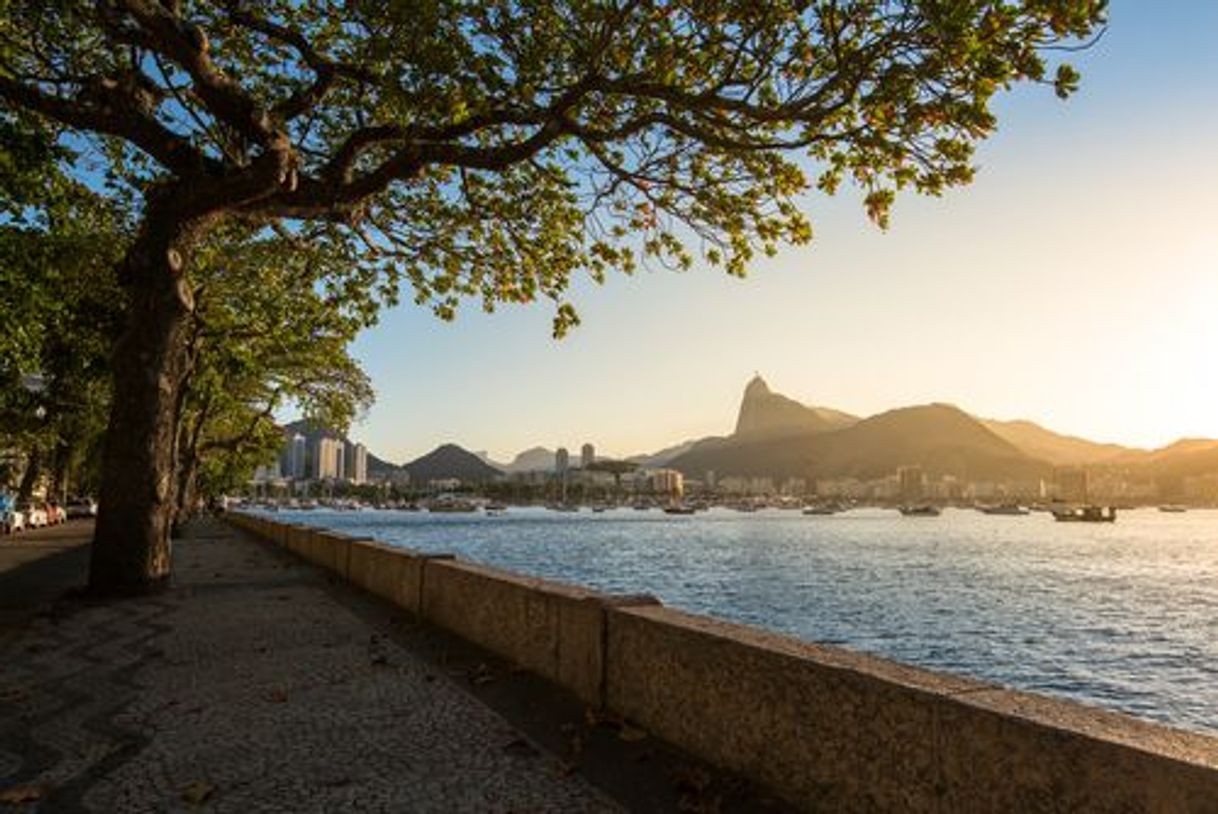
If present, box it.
[16,445,41,503]
[49,440,71,504]
[171,457,198,539]
[88,209,202,596]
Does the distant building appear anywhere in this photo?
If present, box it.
[345,443,368,485]
[651,469,684,498]
[280,433,307,480]
[314,437,343,480]
[897,465,925,501]
[555,447,570,474]
[581,443,595,468]
[1054,467,1088,502]
[252,461,281,483]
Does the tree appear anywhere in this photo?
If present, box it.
[171,229,375,530]
[0,117,126,504]
[0,0,1105,593]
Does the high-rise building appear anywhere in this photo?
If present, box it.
[1054,467,1089,502]
[651,469,684,498]
[344,442,368,485]
[280,433,307,480]
[314,437,342,480]
[334,440,346,480]
[555,447,569,473]
[897,465,925,501]
[581,443,595,468]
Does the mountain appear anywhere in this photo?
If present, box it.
[403,443,503,483]
[366,452,406,480]
[807,404,1048,481]
[670,396,1048,483]
[979,418,1134,466]
[735,374,857,438]
[629,438,706,468]
[503,446,557,473]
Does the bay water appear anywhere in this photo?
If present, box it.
[271,505,1218,735]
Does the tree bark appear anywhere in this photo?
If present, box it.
[49,440,71,503]
[171,456,198,539]
[88,205,203,596]
[16,445,41,504]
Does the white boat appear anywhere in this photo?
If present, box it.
[978,504,1030,516]
[1052,505,1116,523]
[899,505,941,517]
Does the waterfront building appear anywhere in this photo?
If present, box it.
[780,477,807,496]
[1054,467,1089,502]
[897,465,926,501]
[555,447,570,474]
[280,433,307,480]
[314,437,343,480]
[651,469,684,498]
[344,442,368,485]
[581,443,595,468]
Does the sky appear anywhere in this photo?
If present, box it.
[346,1,1218,465]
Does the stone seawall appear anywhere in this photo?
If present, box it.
[226,512,1218,812]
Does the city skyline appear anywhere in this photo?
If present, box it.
[343,1,1218,464]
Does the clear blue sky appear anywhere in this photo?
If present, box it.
[345,1,1218,464]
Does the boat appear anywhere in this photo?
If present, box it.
[663,504,696,515]
[978,504,1030,516]
[484,502,508,515]
[1158,505,1188,513]
[428,496,477,513]
[898,505,941,517]
[802,504,839,516]
[1052,505,1116,523]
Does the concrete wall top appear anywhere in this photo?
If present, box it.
[611,603,1218,770]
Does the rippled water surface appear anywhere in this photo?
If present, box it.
[268,506,1218,735]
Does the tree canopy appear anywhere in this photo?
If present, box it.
[2,0,1105,332]
[0,0,1106,591]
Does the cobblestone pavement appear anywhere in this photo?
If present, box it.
[0,519,621,813]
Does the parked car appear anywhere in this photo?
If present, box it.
[46,503,66,525]
[2,509,25,535]
[65,498,98,519]
[1,494,24,535]
[18,502,48,529]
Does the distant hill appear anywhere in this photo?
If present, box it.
[404,443,503,483]
[670,398,1048,483]
[979,418,1134,466]
[366,452,406,480]
[629,438,706,468]
[503,446,557,473]
[735,375,857,438]
[806,404,1048,481]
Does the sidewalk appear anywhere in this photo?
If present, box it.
[0,519,622,812]
[0,519,783,813]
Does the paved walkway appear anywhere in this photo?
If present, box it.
[0,519,621,812]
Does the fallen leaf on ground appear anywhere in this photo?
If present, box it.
[181,780,214,806]
[266,688,288,703]
[619,725,648,743]
[502,737,539,758]
[468,663,495,685]
[0,785,46,804]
